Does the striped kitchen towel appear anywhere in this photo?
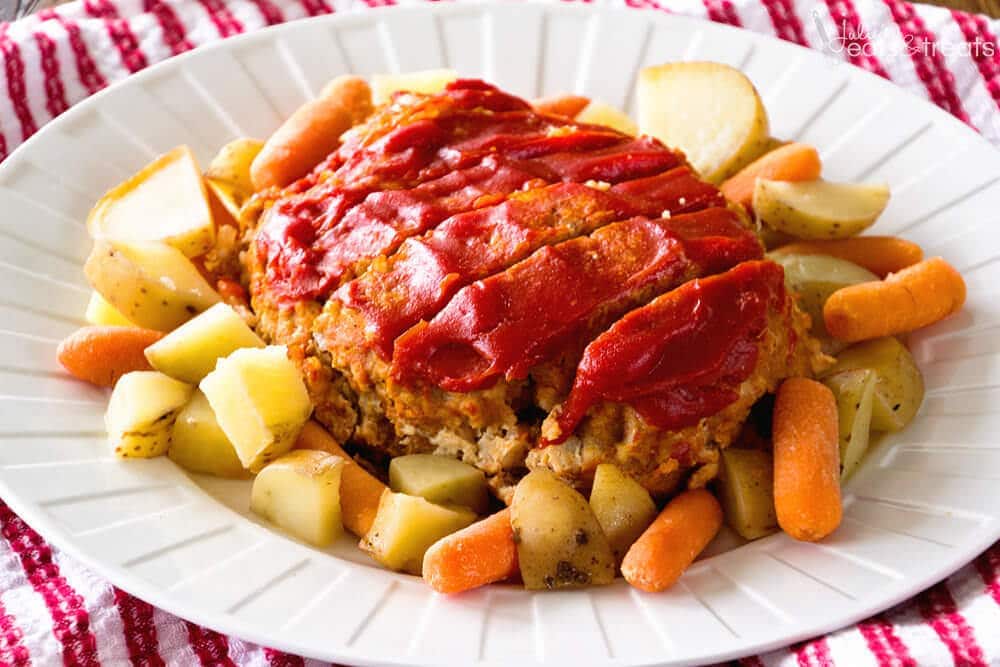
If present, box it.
[1,0,999,665]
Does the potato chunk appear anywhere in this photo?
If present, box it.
[576,101,637,136]
[200,346,313,472]
[169,390,249,478]
[84,291,133,326]
[145,303,264,383]
[388,454,488,514]
[251,450,345,547]
[87,145,215,258]
[371,69,457,105]
[638,62,769,182]
[511,470,615,589]
[770,253,878,351]
[716,448,778,540]
[107,371,193,458]
[85,239,220,332]
[754,179,890,240]
[361,491,476,574]
[589,464,656,563]
[823,369,877,480]
[821,337,924,432]
[205,138,263,217]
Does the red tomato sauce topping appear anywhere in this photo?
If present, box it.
[336,170,723,359]
[256,80,687,304]
[389,215,763,393]
[543,260,787,444]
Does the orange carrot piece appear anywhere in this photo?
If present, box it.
[422,508,518,594]
[772,378,841,542]
[251,75,373,191]
[620,488,722,593]
[533,94,590,119]
[771,236,924,278]
[823,257,966,342]
[720,142,821,209]
[216,277,249,310]
[295,420,387,537]
[57,325,163,388]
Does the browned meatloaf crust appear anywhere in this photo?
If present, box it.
[239,79,826,501]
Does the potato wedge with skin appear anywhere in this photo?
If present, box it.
[823,369,877,480]
[200,346,313,472]
[371,69,458,105]
[589,464,657,563]
[84,291,133,326]
[251,450,345,547]
[169,390,249,479]
[85,239,220,332]
[511,470,615,589]
[388,454,488,514]
[754,179,890,240]
[716,448,778,540]
[770,253,878,351]
[87,145,215,258]
[576,101,637,136]
[107,371,193,459]
[361,491,476,574]
[145,302,264,383]
[638,62,769,183]
[821,337,924,432]
[205,138,263,220]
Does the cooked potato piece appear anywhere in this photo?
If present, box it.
[169,390,249,478]
[371,69,457,106]
[200,346,313,472]
[821,337,924,432]
[205,138,263,218]
[388,454,488,514]
[823,369,877,480]
[361,491,476,574]
[84,291,133,326]
[638,62,769,183]
[754,179,890,240]
[770,253,878,350]
[85,239,220,332]
[576,101,637,136]
[716,448,778,540]
[145,303,264,383]
[589,463,656,563]
[251,450,345,547]
[107,371,193,459]
[87,145,215,258]
[511,470,615,589]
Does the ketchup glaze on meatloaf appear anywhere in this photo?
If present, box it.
[243,79,824,500]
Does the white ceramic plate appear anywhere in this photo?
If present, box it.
[1,3,999,665]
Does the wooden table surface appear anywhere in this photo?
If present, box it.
[28,0,1000,17]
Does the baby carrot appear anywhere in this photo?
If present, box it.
[770,236,923,278]
[823,257,966,342]
[57,325,163,387]
[533,94,590,119]
[295,420,387,537]
[720,142,821,209]
[423,508,518,594]
[772,378,841,542]
[251,75,373,191]
[620,488,722,593]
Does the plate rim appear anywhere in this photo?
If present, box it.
[1,3,997,665]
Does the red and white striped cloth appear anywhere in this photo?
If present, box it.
[1,0,1000,665]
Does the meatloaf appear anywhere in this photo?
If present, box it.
[242,79,824,500]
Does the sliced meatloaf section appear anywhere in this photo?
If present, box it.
[533,260,817,495]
